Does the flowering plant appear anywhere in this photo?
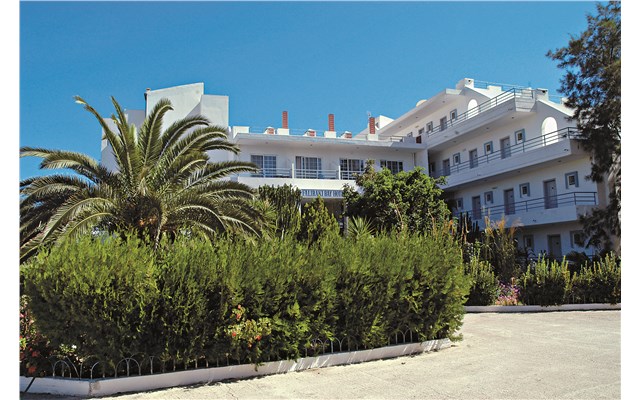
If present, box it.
[20,296,53,376]
[226,304,271,350]
[495,282,521,306]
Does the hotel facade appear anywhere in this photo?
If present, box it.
[102,78,609,259]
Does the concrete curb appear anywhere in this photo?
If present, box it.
[465,303,620,313]
[20,338,451,397]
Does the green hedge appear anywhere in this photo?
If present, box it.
[464,255,499,306]
[518,255,621,306]
[21,226,469,372]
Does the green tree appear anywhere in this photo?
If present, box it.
[257,184,302,239]
[298,196,339,244]
[547,1,620,252]
[20,96,261,261]
[342,160,449,234]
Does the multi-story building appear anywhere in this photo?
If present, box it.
[101,78,606,258]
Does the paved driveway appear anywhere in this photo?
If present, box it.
[22,311,621,399]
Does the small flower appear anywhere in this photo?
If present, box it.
[255,335,261,341]
[27,365,37,375]
[31,350,40,358]
[237,304,242,310]
[231,331,237,337]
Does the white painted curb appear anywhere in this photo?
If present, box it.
[465,303,621,313]
[20,338,451,397]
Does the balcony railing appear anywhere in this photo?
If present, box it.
[431,127,580,178]
[235,127,417,143]
[426,88,535,137]
[237,167,351,180]
[453,191,597,221]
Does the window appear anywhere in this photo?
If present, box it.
[418,127,424,135]
[484,191,494,205]
[484,141,493,155]
[515,129,525,144]
[426,122,434,133]
[570,231,585,248]
[251,154,277,177]
[519,183,530,197]
[440,117,448,131]
[454,198,464,209]
[450,109,458,121]
[380,160,404,174]
[340,158,365,180]
[295,156,322,179]
[565,171,579,188]
[452,153,461,165]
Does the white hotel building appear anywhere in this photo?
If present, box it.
[102,78,608,259]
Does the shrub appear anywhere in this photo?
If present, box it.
[518,257,570,306]
[258,184,302,238]
[464,255,499,306]
[19,295,55,376]
[568,253,621,304]
[21,234,161,363]
[298,196,339,244]
[21,226,469,376]
[478,217,520,282]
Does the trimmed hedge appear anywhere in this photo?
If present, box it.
[21,226,469,372]
[518,255,621,306]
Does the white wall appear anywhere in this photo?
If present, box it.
[233,143,416,175]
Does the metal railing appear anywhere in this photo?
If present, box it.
[453,191,597,221]
[247,168,293,178]
[431,127,580,178]
[426,88,535,137]
[237,168,347,180]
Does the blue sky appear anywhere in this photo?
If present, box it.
[19,1,601,181]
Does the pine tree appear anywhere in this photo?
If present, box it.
[547,1,621,252]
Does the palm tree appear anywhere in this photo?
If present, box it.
[20,96,261,262]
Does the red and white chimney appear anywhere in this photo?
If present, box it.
[368,116,376,134]
[282,111,289,129]
[328,114,335,132]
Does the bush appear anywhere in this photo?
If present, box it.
[518,257,570,306]
[21,234,161,363]
[21,226,469,376]
[568,253,621,304]
[464,255,499,306]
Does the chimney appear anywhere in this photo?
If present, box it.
[282,111,289,129]
[328,114,335,132]
[368,116,376,134]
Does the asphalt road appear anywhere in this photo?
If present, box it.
[21,310,622,399]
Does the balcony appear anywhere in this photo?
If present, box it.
[235,167,367,181]
[426,87,534,132]
[232,166,358,194]
[453,191,598,228]
[431,127,583,188]
[230,126,424,150]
